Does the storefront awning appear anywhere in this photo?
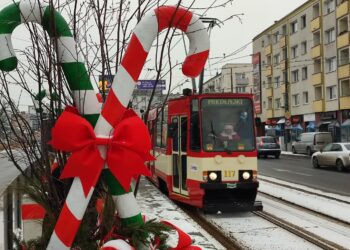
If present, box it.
[341,119,350,128]
[277,118,285,124]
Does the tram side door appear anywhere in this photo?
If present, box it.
[171,116,188,196]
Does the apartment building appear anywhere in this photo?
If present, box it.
[203,63,253,94]
[253,0,350,142]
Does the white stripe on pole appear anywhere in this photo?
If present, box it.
[73,90,102,115]
[57,37,83,63]
[0,34,15,61]
[47,232,70,250]
[113,193,141,219]
[111,65,135,107]
[65,179,94,220]
[133,13,158,52]
[102,239,134,250]
[186,15,210,55]
[94,115,114,137]
[19,0,44,23]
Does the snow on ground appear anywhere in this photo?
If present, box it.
[281,151,309,157]
[258,194,350,248]
[259,175,350,223]
[204,211,321,250]
[136,178,225,249]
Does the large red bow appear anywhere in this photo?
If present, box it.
[50,106,154,196]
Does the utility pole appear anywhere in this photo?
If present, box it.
[199,17,220,94]
[230,67,234,92]
[283,35,291,151]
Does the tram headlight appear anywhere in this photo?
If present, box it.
[242,171,251,180]
[209,172,217,181]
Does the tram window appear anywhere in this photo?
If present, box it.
[161,122,167,147]
[190,100,201,151]
[156,121,162,147]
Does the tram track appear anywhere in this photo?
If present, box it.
[179,204,244,250]
[253,210,346,250]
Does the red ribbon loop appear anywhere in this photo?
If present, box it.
[50,106,154,196]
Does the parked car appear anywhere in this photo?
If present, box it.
[256,136,281,159]
[311,143,350,171]
[292,132,332,156]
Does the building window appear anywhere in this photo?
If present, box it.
[291,70,299,82]
[326,57,337,72]
[291,45,298,58]
[301,41,307,55]
[313,31,321,46]
[275,98,281,109]
[327,85,337,100]
[338,16,349,35]
[267,77,272,87]
[302,66,308,80]
[273,31,279,44]
[301,15,307,29]
[282,70,287,82]
[324,0,335,14]
[262,40,265,47]
[292,94,300,106]
[341,79,350,96]
[313,3,320,19]
[268,97,273,109]
[282,25,287,35]
[263,101,266,108]
[273,53,280,64]
[290,21,298,34]
[325,28,336,44]
[338,48,349,66]
[267,55,272,66]
[303,91,309,104]
[274,76,281,88]
[315,86,323,100]
[314,59,322,73]
[236,86,246,93]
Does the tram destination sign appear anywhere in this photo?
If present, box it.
[136,80,166,90]
[204,99,244,106]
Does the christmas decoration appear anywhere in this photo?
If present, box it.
[0,0,209,249]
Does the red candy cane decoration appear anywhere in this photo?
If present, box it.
[48,6,209,249]
[97,6,209,130]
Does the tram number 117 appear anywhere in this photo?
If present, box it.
[224,170,235,178]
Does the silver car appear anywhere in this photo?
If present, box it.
[311,143,350,171]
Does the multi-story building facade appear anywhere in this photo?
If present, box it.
[253,0,350,142]
[203,63,253,93]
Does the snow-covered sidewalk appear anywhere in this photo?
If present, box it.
[136,178,225,249]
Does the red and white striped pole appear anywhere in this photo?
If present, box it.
[48,6,209,249]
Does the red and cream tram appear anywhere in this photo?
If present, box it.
[147,91,262,212]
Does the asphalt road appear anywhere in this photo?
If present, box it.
[258,154,350,197]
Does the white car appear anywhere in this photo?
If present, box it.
[311,143,350,171]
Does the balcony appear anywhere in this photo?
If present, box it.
[337,31,350,48]
[340,96,350,109]
[280,60,286,70]
[266,87,273,97]
[281,83,286,94]
[266,65,272,77]
[280,36,286,48]
[265,44,272,56]
[310,17,320,32]
[311,45,321,59]
[336,0,349,19]
[338,64,350,79]
[313,100,324,112]
[266,109,273,118]
[312,72,322,86]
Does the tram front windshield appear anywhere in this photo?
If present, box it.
[201,98,255,152]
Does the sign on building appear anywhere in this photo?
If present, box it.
[252,53,261,114]
[136,80,166,90]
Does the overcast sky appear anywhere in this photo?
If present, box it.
[0,0,308,109]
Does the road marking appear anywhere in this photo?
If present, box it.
[273,169,312,177]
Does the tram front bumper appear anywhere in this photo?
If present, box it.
[200,181,263,213]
